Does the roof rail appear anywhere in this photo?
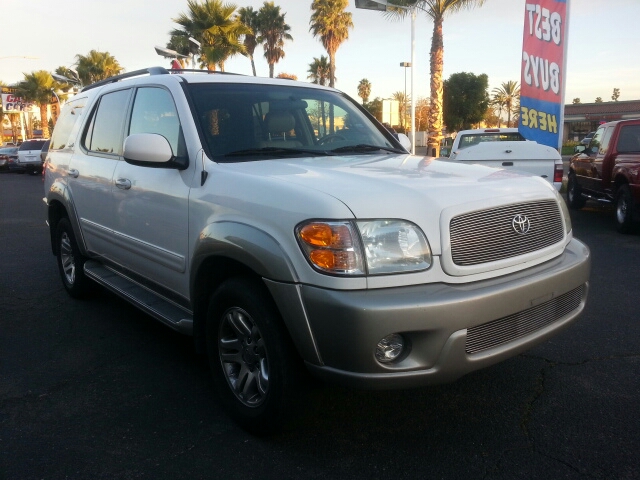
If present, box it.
[166,68,242,76]
[80,67,170,92]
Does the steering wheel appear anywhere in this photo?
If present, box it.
[317,134,346,145]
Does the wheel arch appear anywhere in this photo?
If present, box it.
[46,184,87,257]
[190,222,301,355]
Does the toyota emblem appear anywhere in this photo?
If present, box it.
[512,214,531,234]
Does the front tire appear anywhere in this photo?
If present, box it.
[567,173,586,209]
[615,184,636,234]
[55,218,91,298]
[206,277,301,435]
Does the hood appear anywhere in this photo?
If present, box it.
[222,153,558,253]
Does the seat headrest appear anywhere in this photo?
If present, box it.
[266,111,295,134]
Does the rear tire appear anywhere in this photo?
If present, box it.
[615,184,636,234]
[567,173,586,209]
[55,218,91,298]
[206,277,301,435]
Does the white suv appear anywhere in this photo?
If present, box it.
[44,67,590,434]
[18,138,48,174]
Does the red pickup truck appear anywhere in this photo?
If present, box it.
[567,119,640,233]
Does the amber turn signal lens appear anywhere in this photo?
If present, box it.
[299,223,334,247]
[299,222,353,248]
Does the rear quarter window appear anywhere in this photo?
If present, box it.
[50,98,86,150]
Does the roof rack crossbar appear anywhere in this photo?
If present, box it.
[81,67,170,92]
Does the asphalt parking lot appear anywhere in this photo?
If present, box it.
[1,172,639,480]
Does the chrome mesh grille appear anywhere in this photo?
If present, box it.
[450,200,564,266]
[466,285,585,354]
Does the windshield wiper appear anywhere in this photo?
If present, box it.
[330,144,406,154]
[225,147,334,157]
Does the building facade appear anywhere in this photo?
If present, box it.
[563,100,640,142]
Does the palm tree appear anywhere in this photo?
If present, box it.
[387,0,486,154]
[15,70,54,138]
[392,91,408,130]
[491,91,506,128]
[257,2,293,78]
[491,80,519,127]
[307,56,331,86]
[75,50,123,86]
[357,78,372,104]
[309,0,353,89]
[237,6,260,76]
[171,0,249,71]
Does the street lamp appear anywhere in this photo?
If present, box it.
[355,0,416,154]
[154,46,189,69]
[400,62,411,132]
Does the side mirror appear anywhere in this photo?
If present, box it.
[397,133,412,152]
[124,133,173,163]
[123,133,187,169]
[573,145,586,154]
[440,147,450,157]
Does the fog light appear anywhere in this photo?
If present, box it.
[375,334,405,363]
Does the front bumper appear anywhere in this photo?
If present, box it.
[267,238,590,389]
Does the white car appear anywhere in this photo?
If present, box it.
[17,139,47,175]
[44,68,590,434]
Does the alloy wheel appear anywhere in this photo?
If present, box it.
[60,231,76,285]
[218,307,270,407]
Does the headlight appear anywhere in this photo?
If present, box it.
[357,220,431,274]
[296,219,431,275]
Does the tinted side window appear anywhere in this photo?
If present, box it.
[129,87,184,156]
[616,125,640,153]
[50,98,86,150]
[589,127,605,153]
[84,89,131,154]
[598,127,614,155]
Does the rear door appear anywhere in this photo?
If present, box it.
[67,87,132,257]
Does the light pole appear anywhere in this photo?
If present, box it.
[400,62,411,132]
[355,0,417,154]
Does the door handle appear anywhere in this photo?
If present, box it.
[115,178,132,190]
[502,162,513,166]
[68,168,79,178]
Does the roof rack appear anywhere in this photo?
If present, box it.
[81,67,170,92]
[80,67,242,92]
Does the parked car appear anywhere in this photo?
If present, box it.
[0,146,19,172]
[17,139,48,175]
[440,128,562,190]
[568,119,640,232]
[441,128,527,158]
[44,67,590,434]
[580,131,596,146]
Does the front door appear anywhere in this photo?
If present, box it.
[108,86,192,296]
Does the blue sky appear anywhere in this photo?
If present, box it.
[2,0,639,104]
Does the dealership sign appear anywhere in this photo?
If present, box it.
[519,0,569,149]
[1,87,37,114]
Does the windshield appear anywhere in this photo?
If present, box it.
[457,132,525,150]
[186,83,400,161]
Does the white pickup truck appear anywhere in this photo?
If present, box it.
[439,128,564,191]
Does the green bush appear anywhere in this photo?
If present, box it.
[561,140,579,156]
